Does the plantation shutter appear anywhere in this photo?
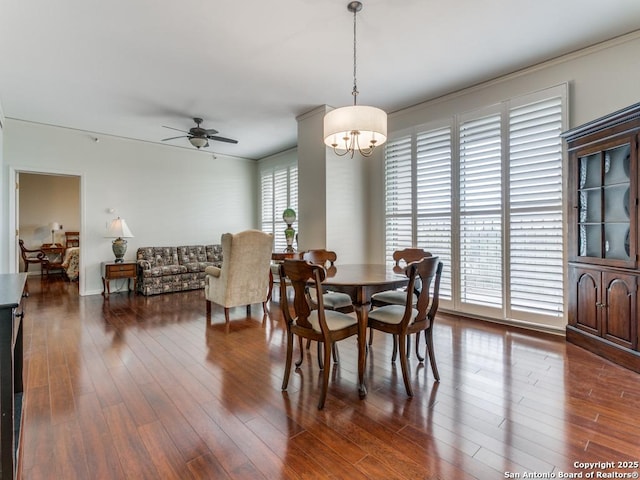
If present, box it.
[459,113,503,309]
[385,135,413,263]
[508,97,564,317]
[415,127,453,300]
[260,164,298,252]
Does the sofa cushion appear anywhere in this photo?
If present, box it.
[206,244,223,265]
[177,245,208,264]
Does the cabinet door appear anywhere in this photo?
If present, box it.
[602,271,637,349]
[569,266,600,335]
[572,137,636,268]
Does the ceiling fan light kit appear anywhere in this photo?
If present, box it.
[161,117,237,149]
[323,1,387,158]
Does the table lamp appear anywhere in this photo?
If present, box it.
[282,208,296,253]
[50,222,60,245]
[106,217,134,263]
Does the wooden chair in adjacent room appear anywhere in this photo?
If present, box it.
[18,239,48,277]
[279,259,359,409]
[64,231,80,248]
[367,256,443,396]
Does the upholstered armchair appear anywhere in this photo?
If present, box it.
[204,230,273,323]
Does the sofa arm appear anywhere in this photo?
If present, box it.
[204,265,221,277]
[137,259,152,270]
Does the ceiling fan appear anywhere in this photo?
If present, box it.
[162,117,238,149]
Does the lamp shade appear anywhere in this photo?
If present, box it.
[106,217,134,238]
[323,105,387,151]
[189,137,208,149]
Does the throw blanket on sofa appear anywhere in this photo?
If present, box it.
[62,247,80,281]
[136,244,222,295]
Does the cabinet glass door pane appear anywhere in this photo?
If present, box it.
[604,224,630,260]
[579,225,601,257]
[603,144,631,186]
[604,184,630,222]
[580,153,601,188]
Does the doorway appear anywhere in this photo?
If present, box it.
[14,171,82,288]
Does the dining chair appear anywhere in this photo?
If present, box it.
[367,256,443,396]
[279,259,359,409]
[301,249,354,367]
[302,249,354,313]
[369,248,432,357]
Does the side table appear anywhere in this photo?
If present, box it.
[268,251,301,301]
[101,261,137,298]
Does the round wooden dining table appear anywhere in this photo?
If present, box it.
[320,263,409,397]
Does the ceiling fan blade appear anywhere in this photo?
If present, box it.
[161,135,188,141]
[207,135,238,144]
[204,128,219,135]
[162,126,190,134]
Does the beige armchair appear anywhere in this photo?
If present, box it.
[204,230,273,323]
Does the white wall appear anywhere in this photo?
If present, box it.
[3,120,257,295]
[368,31,640,262]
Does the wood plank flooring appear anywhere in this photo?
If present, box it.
[17,276,640,479]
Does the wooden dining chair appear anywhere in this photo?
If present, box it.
[367,256,443,396]
[369,248,432,356]
[301,249,354,368]
[279,259,359,409]
[302,249,354,313]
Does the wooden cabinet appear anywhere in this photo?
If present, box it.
[564,103,640,371]
[0,273,27,479]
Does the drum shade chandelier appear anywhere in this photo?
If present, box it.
[323,1,387,158]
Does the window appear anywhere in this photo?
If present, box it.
[261,165,298,252]
[384,86,565,325]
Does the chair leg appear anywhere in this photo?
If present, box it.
[262,302,268,315]
[317,342,324,370]
[332,343,339,363]
[318,341,332,409]
[206,300,211,316]
[425,328,440,382]
[415,331,425,362]
[224,308,230,323]
[368,328,374,346]
[282,330,294,390]
[305,339,311,350]
[295,335,304,367]
[246,304,251,316]
[398,334,413,397]
[391,335,398,363]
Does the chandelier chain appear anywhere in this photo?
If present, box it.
[352,4,359,105]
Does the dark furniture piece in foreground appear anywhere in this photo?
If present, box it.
[0,273,27,479]
[564,102,640,372]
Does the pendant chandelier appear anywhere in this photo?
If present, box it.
[323,1,387,158]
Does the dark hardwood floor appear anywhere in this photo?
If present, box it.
[17,276,640,479]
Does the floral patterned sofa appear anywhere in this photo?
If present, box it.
[136,244,223,296]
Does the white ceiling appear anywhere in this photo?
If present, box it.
[1,0,639,160]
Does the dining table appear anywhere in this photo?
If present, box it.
[319,263,409,397]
